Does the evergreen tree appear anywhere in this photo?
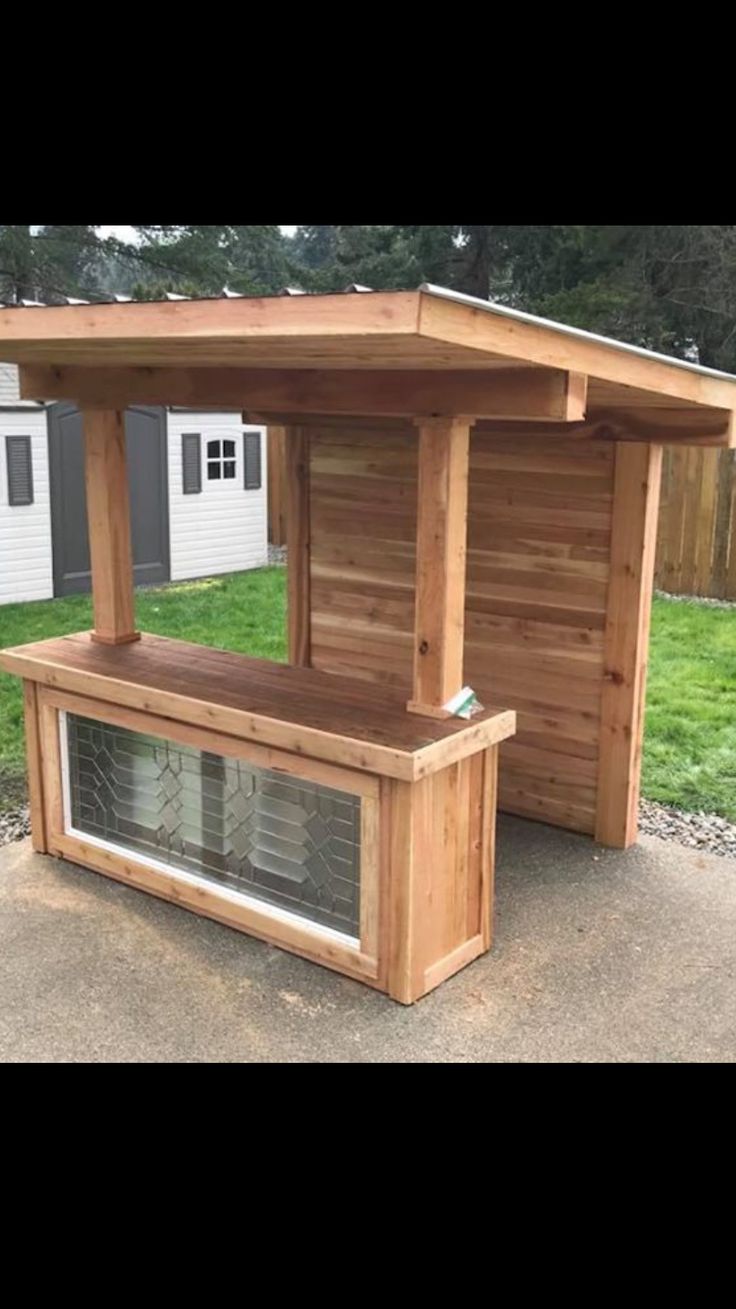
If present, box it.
[0,226,37,302]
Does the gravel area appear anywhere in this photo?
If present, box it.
[655,589,736,609]
[268,544,287,566]
[640,799,736,858]
[0,805,30,847]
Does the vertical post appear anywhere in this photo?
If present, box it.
[286,425,310,666]
[596,442,663,848]
[267,424,287,545]
[22,680,47,852]
[82,408,139,646]
[407,417,472,717]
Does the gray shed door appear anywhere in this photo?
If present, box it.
[48,404,170,597]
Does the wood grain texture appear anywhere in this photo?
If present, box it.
[596,443,663,847]
[7,291,736,443]
[24,363,590,421]
[22,680,47,852]
[286,426,310,665]
[409,418,471,714]
[656,447,736,598]
[309,424,615,834]
[386,752,492,1003]
[27,673,500,1004]
[82,408,139,645]
[0,632,515,782]
[266,425,287,545]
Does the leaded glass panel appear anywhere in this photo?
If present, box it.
[66,714,361,936]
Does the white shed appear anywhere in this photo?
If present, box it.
[0,363,268,605]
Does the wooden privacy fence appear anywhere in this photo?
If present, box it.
[655,447,736,599]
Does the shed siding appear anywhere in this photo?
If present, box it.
[167,412,268,582]
[0,362,42,408]
[309,424,615,835]
[0,409,53,603]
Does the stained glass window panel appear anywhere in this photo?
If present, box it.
[66,714,361,937]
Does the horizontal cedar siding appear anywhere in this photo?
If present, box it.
[309,424,615,836]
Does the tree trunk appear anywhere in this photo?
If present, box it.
[456,226,491,299]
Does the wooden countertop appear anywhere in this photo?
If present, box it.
[0,631,516,781]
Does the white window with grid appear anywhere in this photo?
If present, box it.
[206,437,237,481]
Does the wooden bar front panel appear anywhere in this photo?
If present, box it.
[27,682,498,1004]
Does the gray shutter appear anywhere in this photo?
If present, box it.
[5,436,34,506]
[182,433,201,494]
[243,431,262,490]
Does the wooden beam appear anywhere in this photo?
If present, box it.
[250,367,584,421]
[286,427,310,666]
[22,680,47,853]
[589,407,734,448]
[21,363,587,421]
[595,442,663,848]
[82,408,139,646]
[266,425,287,545]
[407,418,471,717]
[474,412,734,447]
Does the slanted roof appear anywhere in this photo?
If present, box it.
[1,286,734,444]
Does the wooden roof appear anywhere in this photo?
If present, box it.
[1,286,734,444]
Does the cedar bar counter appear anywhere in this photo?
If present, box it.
[1,285,735,1002]
[1,634,513,1002]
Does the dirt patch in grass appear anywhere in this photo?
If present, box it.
[0,765,27,812]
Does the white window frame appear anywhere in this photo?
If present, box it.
[205,437,237,482]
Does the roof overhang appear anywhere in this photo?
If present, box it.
[1,287,734,444]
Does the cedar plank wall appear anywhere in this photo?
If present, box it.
[309,424,614,836]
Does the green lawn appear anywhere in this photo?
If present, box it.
[0,568,286,791]
[644,596,736,819]
[0,573,734,819]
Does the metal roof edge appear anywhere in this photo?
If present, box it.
[419,283,736,385]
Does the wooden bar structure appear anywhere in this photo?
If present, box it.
[1,284,735,1002]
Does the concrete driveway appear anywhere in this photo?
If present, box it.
[1,815,735,1062]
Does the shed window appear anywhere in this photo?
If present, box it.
[243,431,262,490]
[207,438,236,481]
[5,435,34,506]
[182,433,202,494]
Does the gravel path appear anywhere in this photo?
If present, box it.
[2,795,735,857]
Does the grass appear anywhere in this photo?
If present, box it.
[0,573,733,819]
[0,568,286,784]
[643,595,736,820]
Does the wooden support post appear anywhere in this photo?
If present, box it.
[22,680,47,852]
[267,425,287,545]
[82,408,139,646]
[407,417,472,717]
[286,426,311,666]
[596,442,663,848]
